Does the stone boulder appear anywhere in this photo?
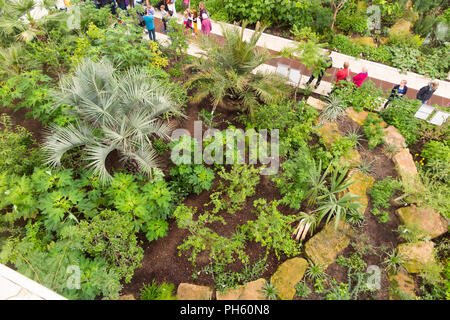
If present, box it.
[307,96,327,111]
[389,19,412,36]
[389,269,415,300]
[396,205,448,240]
[305,218,353,268]
[340,148,362,168]
[346,107,369,126]
[397,241,435,274]
[117,294,135,300]
[177,283,213,300]
[383,126,406,151]
[270,258,308,300]
[346,169,375,215]
[317,122,341,149]
[393,148,418,183]
[239,278,267,300]
[216,279,267,300]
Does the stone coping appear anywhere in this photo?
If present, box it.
[0,264,66,300]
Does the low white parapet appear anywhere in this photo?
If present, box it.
[0,264,66,300]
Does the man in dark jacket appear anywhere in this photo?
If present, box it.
[417,81,439,104]
[306,50,333,89]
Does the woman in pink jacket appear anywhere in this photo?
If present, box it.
[352,67,368,88]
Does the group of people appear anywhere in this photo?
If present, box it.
[307,53,440,107]
[142,1,212,41]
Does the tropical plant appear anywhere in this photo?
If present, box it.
[186,22,288,118]
[43,58,181,183]
[0,114,41,176]
[383,248,405,274]
[140,280,177,300]
[281,39,327,97]
[305,260,328,281]
[260,280,279,300]
[320,96,346,122]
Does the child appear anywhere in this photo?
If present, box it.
[161,4,168,32]
[192,9,198,34]
[143,8,156,41]
[183,10,193,34]
[147,4,155,15]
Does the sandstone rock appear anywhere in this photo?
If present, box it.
[177,283,213,300]
[270,258,308,300]
[307,96,327,111]
[397,241,435,274]
[389,19,412,36]
[346,169,375,215]
[216,286,243,300]
[346,107,369,126]
[305,218,353,268]
[383,126,406,151]
[239,278,267,300]
[340,148,361,168]
[396,205,448,240]
[117,294,135,300]
[389,269,415,300]
[317,122,341,149]
[216,279,267,300]
[393,148,417,183]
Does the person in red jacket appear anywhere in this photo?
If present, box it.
[335,62,351,83]
[352,67,368,88]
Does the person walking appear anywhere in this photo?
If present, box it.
[352,67,368,88]
[335,62,351,83]
[306,51,333,89]
[161,4,169,32]
[384,80,408,107]
[182,0,190,9]
[192,9,198,34]
[143,9,156,41]
[417,81,439,105]
[199,2,212,36]
[167,0,176,16]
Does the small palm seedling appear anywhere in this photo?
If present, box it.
[356,158,374,175]
[259,281,279,300]
[293,212,318,241]
[382,249,405,274]
[345,127,364,148]
[305,260,327,281]
[383,143,399,159]
[320,96,345,122]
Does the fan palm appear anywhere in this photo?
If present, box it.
[0,0,66,45]
[186,21,288,118]
[43,58,182,183]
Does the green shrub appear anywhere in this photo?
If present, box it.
[368,176,402,210]
[380,98,422,145]
[0,114,41,176]
[170,164,215,198]
[363,113,385,150]
[140,280,177,300]
[242,199,301,259]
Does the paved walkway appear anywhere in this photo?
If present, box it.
[151,11,449,107]
[0,264,66,300]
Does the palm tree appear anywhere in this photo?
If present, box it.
[43,58,182,183]
[186,21,288,118]
[0,0,66,45]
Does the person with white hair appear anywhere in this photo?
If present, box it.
[417,81,439,105]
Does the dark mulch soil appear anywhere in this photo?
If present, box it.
[121,96,407,300]
[0,107,45,143]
